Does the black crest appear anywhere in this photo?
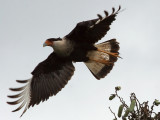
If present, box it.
[47,37,62,41]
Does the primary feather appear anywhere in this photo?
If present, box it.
[7,6,121,116]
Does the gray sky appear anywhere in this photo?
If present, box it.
[1,0,160,119]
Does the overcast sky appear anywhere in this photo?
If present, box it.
[1,0,160,120]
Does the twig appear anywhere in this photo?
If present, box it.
[115,90,128,108]
[109,107,117,120]
[150,102,155,117]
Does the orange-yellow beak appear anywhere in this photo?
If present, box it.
[43,40,53,47]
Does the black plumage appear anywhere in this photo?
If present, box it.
[7,6,121,117]
[30,53,75,106]
[65,6,121,44]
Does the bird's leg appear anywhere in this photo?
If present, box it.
[89,58,114,65]
[97,49,122,58]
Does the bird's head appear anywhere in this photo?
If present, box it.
[43,38,62,47]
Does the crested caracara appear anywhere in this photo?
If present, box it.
[7,6,121,116]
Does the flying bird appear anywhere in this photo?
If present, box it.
[7,6,121,116]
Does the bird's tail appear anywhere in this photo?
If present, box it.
[84,39,120,80]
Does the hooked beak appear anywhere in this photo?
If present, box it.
[43,42,47,47]
[43,40,53,47]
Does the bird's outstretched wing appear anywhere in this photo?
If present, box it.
[65,6,121,44]
[7,52,75,116]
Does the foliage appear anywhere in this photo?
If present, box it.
[109,86,160,120]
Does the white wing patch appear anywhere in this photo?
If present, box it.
[90,6,121,29]
[89,11,108,28]
[7,78,32,117]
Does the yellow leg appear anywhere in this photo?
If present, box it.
[97,49,122,58]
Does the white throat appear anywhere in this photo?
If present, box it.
[53,37,74,56]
